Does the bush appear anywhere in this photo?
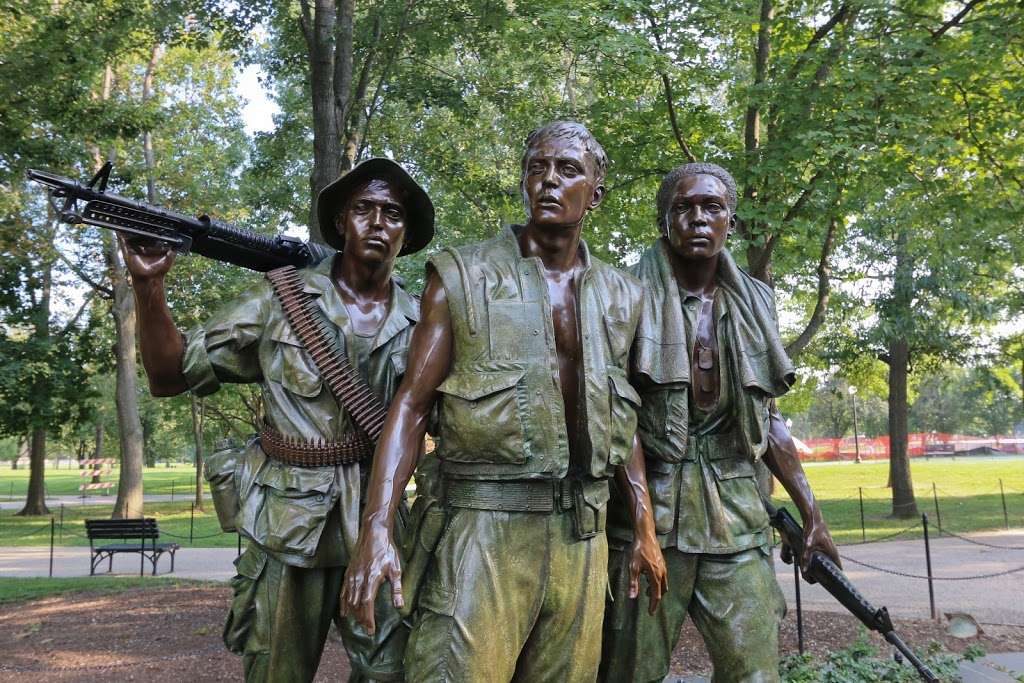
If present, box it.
[778,631,978,681]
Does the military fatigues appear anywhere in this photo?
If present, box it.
[602,241,795,683]
[184,255,416,682]
[406,225,643,683]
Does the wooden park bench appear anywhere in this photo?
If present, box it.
[85,518,180,576]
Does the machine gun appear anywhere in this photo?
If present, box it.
[27,162,333,272]
[767,501,939,683]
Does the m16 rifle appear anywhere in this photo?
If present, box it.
[767,501,939,683]
[27,162,333,272]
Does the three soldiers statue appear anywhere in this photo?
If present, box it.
[129,122,838,683]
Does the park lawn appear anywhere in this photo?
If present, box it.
[0,500,239,549]
[771,455,1024,544]
[0,576,217,605]
[0,464,201,499]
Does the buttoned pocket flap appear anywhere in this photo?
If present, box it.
[255,463,334,494]
[437,369,526,401]
[233,545,268,580]
[709,456,756,480]
[608,370,641,407]
[390,349,407,377]
[266,324,325,398]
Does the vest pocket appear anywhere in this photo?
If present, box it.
[436,364,528,464]
[266,326,324,398]
[645,458,680,536]
[607,368,641,468]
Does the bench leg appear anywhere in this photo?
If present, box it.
[109,553,114,573]
[170,550,175,574]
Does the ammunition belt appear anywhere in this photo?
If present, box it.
[259,422,372,468]
[265,266,387,442]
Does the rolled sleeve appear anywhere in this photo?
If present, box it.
[182,327,222,397]
[182,279,271,396]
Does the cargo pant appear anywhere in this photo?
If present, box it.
[405,505,608,683]
[599,545,785,683]
[225,542,407,683]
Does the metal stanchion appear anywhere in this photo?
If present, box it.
[922,513,936,620]
[190,502,195,544]
[48,517,55,578]
[171,480,175,502]
[59,503,64,543]
[1000,479,1009,530]
[858,487,866,543]
[931,483,941,532]
[793,561,804,654]
[237,532,242,557]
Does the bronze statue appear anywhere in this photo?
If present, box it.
[599,163,841,682]
[341,121,667,682]
[123,158,434,682]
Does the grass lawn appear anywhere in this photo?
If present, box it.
[0,576,217,605]
[0,500,239,548]
[0,464,201,499]
[1,456,1021,548]
[770,455,1024,544]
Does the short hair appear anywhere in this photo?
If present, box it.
[655,162,738,230]
[520,121,608,186]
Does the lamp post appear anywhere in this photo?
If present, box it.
[848,385,861,464]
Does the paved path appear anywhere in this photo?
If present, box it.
[3,529,1023,625]
[0,494,180,510]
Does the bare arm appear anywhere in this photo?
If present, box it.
[341,270,453,632]
[762,404,841,571]
[614,435,668,614]
[120,239,188,396]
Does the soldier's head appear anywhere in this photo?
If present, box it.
[520,121,607,228]
[656,162,737,261]
[316,158,434,262]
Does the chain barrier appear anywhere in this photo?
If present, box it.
[0,523,53,539]
[157,528,227,540]
[837,553,1024,581]
[937,528,1024,551]
[848,521,922,545]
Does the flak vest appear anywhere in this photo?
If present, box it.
[428,226,644,481]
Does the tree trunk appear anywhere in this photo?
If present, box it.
[191,394,205,511]
[887,337,918,517]
[92,418,104,484]
[104,232,145,519]
[887,228,918,518]
[18,428,49,515]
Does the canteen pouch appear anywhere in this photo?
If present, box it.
[397,493,446,618]
[205,439,245,532]
[571,480,610,540]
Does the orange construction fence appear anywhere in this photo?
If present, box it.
[800,433,1024,462]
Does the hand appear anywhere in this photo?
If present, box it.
[802,513,841,576]
[119,236,176,281]
[340,522,403,634]
[627,532,668,615]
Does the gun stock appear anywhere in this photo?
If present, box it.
[766,502,939,683]
[27,163,332,272]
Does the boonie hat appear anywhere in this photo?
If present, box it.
[316,158,434,255]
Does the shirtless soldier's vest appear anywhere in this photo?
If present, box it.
[428,226,643,486]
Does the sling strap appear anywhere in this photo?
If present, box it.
[265,266,388,448]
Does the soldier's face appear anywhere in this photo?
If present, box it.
[338,179,407,264]
[522,137,604,228]
[665,174,732,261]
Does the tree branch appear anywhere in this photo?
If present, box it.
[55,249,112,297]
[644,11,697,162]
[57,290,97,337]
[784,3,849,82]
[785,214,838,359]
[931,0,986,41]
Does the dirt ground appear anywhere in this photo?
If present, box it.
[1,585,1021,681]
